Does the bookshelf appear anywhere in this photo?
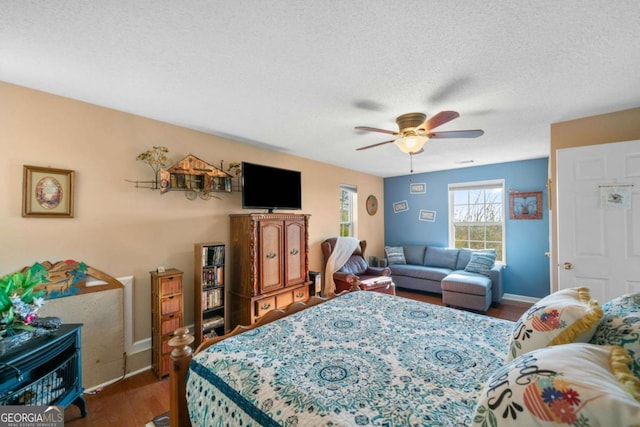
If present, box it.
[194,242,226,346]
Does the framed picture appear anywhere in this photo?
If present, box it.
[365,194,378,216]
[599,184,632,208]
[22,165,75,218]
[393,200,409,213]
[419,210,436,222]
[509,191,542,220]
[409,182,426,194]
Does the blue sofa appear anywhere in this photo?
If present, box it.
[385,245,504,311]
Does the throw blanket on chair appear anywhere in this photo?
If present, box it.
[323,236,360,296]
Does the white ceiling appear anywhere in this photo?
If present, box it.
[2,1,639,177]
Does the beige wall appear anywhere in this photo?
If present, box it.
[0,81,384,372]
[549,107,640,289]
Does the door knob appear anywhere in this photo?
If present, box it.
[563,262,573,270]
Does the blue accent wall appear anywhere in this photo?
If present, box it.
[384,158,550,298]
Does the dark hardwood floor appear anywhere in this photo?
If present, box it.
[64,369,169,427]
[64,290,531,425]
[395,289,532,322]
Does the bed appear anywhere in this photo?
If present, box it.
[170,291,513,426]
[169,288,640,427]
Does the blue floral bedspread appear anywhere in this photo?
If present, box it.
[187,291,513,426]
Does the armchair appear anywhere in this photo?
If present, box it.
[321,238,395,295]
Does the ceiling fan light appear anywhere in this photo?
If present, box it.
[394,135,428,154]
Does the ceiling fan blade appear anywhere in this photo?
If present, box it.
[427,129,484,139]
[356,139,395,151]
[417,111,460,132]
[354,126,399,136]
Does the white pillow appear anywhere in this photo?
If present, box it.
[473,343,640,426]
[508,287,602,361]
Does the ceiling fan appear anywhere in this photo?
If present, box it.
[355,111,484,155]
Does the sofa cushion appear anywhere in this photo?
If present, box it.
[455,248,497,270]
[442,272,491,296]
[590,291,640,379]
[423,247,459,270]
[384,246,406,265]
[455,248,473,270]
[464,251,496,277]
[402,245,426,265]
[472,343,640,427]
[389,264,450,282]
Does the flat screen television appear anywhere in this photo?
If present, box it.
[241,162,302,212]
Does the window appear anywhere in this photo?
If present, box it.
[339,185,357,237]
[448,180,505,262]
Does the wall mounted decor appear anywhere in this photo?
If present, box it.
[366,195,378,216]
[509,191,542,220]
[410,182,426,194]
[393,200,408,213]
[136,146,171,185]
[599,184,633,208]
[127,150,237,200]
[419,210,436,222]
[22,165,75,218]
[159,154,232,199]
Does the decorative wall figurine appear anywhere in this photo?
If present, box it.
[127,147,237,200]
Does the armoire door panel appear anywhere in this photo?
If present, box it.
[285,220,305,286]
[259,221,284,293]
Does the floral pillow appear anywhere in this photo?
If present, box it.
[590,292,640,379]
[473,343,640,427]
[508,287,603,361]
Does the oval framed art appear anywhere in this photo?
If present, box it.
[22,165,75,218]
[366,195,378,216]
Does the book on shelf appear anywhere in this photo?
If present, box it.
[202,244,225,267]
[201,266,224,287]
[215,265,224,285]
[201,287,223,310]
[202,315,224,331]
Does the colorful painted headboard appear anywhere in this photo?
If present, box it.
[23,260,123,299]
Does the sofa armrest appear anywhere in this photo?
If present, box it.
[364,266,391,277]
[489,264,504,303]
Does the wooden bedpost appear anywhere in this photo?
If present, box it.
[169,327,194,427]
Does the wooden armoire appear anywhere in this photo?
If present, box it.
[228,213,310,328]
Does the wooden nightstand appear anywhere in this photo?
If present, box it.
[150,268,183,378]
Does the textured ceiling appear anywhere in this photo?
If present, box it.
[2,1,639,177]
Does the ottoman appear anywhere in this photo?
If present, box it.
[441,272,492,312]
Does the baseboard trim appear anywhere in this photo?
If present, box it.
[83,366,151,393]
[502,293,540,304]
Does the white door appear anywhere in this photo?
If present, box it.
[556,139,640,303]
